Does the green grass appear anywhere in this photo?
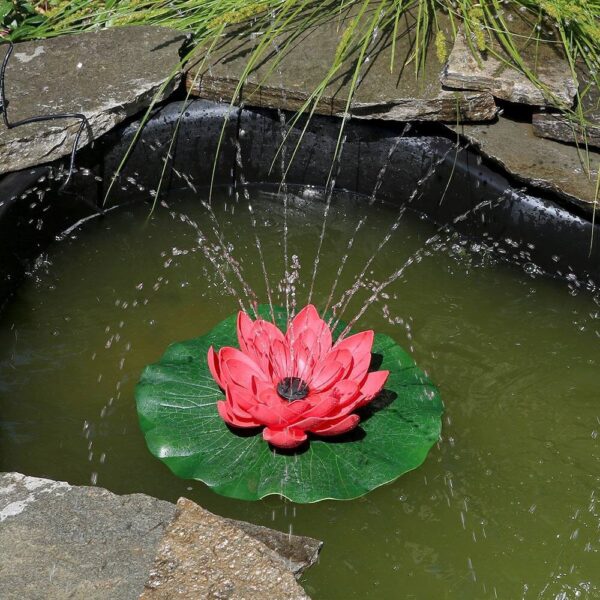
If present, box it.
[2,0,598,216]
[3,1,599,133]
[3,1,599,87]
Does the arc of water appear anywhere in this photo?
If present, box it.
[161,208,247,313]
[322,216,367,315]
[330,139,465,331]
[233,132,276,323]
[308,0,389,306]
[307,133,347,305]
[277,109,292,322]
[340,190,515,338]
[168,162,260,316]
[322,125,410,316]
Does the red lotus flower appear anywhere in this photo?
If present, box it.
[208,305,389,449]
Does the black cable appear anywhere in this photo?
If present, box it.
[0,41,93,188]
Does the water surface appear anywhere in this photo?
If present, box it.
[0,187,599,599]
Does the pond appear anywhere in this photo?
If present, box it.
[0,185,598,598]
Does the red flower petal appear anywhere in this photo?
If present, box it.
[309,413,360,436]
[262,426,308,449]
[236,311,254,354]
[310,349,353,391]
[226,383,257,412]
[270,339,291,382]
[207,346,223,388]
[357,370,389,406]
[334,331,374,380]
[217,400,260,428]
[251,319,286,351]
[246,387,308,427]
[288,305,333,360]
[219,346,268,387]
[331,379,361,407]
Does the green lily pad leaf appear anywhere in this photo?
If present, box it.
[135,306,443,503]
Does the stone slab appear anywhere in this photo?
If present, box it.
[448,116,599,214]
[223,517,322,578]
[187,6,497,122]
[442,22,577,108]
[141,498,310,599]
[0,472,175,600]
[0,473,321,599]
[532,67,600,148]
[533,112,600,149]
[0,26,186,175]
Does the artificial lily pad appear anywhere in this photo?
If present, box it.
[135,306,443,503]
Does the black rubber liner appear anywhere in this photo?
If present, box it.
[0,99,598,307]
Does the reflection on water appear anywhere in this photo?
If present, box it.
[0,186,599,599]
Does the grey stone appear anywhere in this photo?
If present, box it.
[223,517,322,578]
[187,7,497,122]
[0,472,175,600]
[0,26,186,175]
[140,498,310,599]
[533,112,600,149]
[441,24,577,108]
[532,67,600,148]
[0,473,321,599]
[448,116,600,214]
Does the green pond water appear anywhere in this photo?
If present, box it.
[0,187,599,599]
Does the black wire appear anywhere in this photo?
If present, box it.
[0,41,93,188]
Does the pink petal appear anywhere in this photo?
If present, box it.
[248,319,288,376]
[219,346,268,387]
[262,427,307,449]
[226,383,257,412]
[236,311,254,354]
[287,304,320,337]
[270,339,291,382]
[291,343,316,381]
[207,346,223,388]
[247,388,307,427]
[251,319,286,350]
[357,370,389,406]
[216,400,231,423]
[287,305,332,360]
[302,392,339,419]
[309,414,360,436]
[331,379,360,406]
[310,349,353,391]
[217,400,260,428]
[334,331,374,380]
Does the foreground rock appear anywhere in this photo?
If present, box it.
[141,498,310,599]
[0,27,186,175]
[187,7,497,122]
[448,116,600,215]
[0,472,173,599]
[441,21,577,107]
[0,473,321,599]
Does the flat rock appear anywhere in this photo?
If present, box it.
[0,472,174,599]
[532,67,600,148]
[187,6,497,122]
[223,517,322,578]
[0,26,186,175]
[442,22,577,108]
[533,112,600,149]
[448,116,599,214]
[141,498,310,599]
[0,473,321,599]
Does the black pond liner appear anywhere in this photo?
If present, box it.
[0,98,598,307]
